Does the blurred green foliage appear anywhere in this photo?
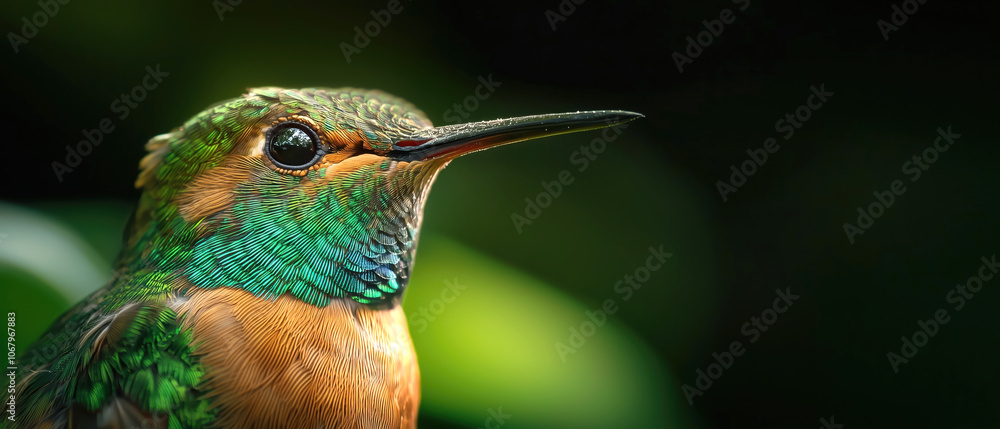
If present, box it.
[0,200,693,428]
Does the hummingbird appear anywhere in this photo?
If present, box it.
[7,87,641,428]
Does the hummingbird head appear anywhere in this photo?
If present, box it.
[120,87,641,306]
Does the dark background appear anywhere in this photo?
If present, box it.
[2,1,998,428]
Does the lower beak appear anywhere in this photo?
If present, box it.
[388,110,643,161]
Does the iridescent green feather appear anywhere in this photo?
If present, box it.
[8,88,438,427]
[7,288,214,428]
[118,88,433,306]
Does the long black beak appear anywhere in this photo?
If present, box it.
[388,110,643,162]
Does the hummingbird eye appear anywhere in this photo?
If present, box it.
[266,122,322,170]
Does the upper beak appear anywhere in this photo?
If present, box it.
[388,110,644,161]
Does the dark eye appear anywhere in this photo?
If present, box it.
[266,122,322,169]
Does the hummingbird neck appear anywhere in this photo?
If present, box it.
[118,160,441,307]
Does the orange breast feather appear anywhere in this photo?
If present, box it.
[174,288,420,428]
